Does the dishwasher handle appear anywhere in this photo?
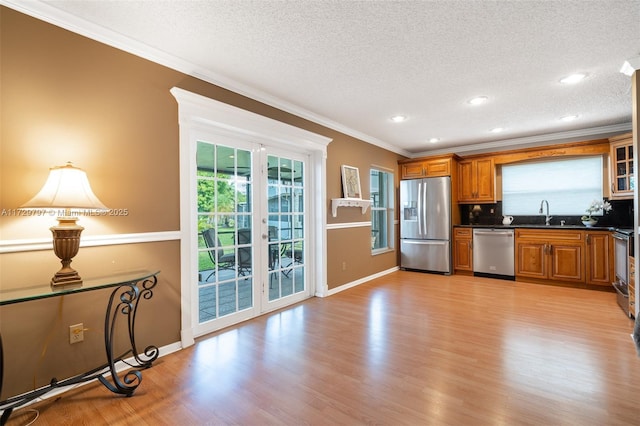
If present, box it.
[473,230,514,237]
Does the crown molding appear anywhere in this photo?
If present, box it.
[412,122,633,158]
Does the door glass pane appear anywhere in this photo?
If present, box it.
[280,158,292,186]
[267,154,305,302]
[293,160,304,186]
[197,142,253,323]
[293,188,304,213]
[281,187,292,213]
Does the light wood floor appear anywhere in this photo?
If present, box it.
[6,271,640,425]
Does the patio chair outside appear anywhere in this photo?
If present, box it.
[201,228,235,281]
[237,228,252,276]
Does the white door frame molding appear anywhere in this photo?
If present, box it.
[170,87,332,348]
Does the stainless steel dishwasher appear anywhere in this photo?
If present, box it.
[472,228,515,280]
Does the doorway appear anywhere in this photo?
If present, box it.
[172,87,331,345]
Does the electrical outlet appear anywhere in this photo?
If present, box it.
[342,261,347,271]
[69,323,84,344]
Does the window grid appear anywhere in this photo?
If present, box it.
[370,169,395,252]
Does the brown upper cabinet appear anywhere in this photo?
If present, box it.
[457,158,495,203]
[399,155,455,179]
[609,132,634,200]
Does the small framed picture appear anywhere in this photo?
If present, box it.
[341,165,362,199]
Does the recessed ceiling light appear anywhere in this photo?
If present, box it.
[468,96,489,105]
[560,114,580,122]
[390,115,407,123]
[560,73,587,84]
[428,138,440,143]
[490,127,504,133]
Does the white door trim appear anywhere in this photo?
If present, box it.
[170,87,332,348]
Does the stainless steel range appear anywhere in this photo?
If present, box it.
[613,229,634,317]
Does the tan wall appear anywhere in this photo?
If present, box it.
[0,7,404,397]
[326,136,404,287]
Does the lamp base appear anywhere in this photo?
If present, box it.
[51,270,83,287]
[50,218,84,287]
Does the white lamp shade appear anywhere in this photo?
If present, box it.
[21,163,108,210]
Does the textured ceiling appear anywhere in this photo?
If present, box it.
[6,0,640,156]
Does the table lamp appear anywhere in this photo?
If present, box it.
[20,162,108,287]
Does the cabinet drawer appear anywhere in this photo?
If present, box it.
[454,228,472,238]
[515,229,583,242]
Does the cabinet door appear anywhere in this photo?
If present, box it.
[515,240,547,279]
[453,228,473,272]
[549,242,583,282]
[457,161,475,202]
[474,158,495,202]
[401,162,425,179]
[585,232,612,286]
[457,158,495,203]
[424,158,451,177]
[610,135,634,200]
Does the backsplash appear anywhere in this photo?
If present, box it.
[459,199,634,228]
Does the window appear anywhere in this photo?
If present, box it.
[370,168,394,252]
[502,156,604,216]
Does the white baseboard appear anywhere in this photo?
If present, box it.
[325,266,399,296]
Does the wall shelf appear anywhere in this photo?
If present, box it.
[331,198,371,217]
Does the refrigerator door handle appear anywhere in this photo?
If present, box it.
[417,182,422,236]
[423,181,428,237]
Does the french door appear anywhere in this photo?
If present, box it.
[172,86,330,346]
[195,140,309,334]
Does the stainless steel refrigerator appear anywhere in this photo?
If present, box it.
[400,177,451,274]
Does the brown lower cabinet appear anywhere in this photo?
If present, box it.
[515,228,612,287]
[453,228,473,273]
[585,232,613,286]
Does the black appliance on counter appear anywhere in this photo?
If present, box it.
[613,228,634,317]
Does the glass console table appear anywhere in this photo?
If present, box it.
[0,270,160,425]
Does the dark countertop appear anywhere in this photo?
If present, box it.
[455,224,616,231]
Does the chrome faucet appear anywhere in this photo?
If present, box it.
[539,199,552,226]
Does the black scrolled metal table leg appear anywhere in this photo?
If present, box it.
[98,283,141,395]
[128,275,159,368]
[0,334,9,426]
